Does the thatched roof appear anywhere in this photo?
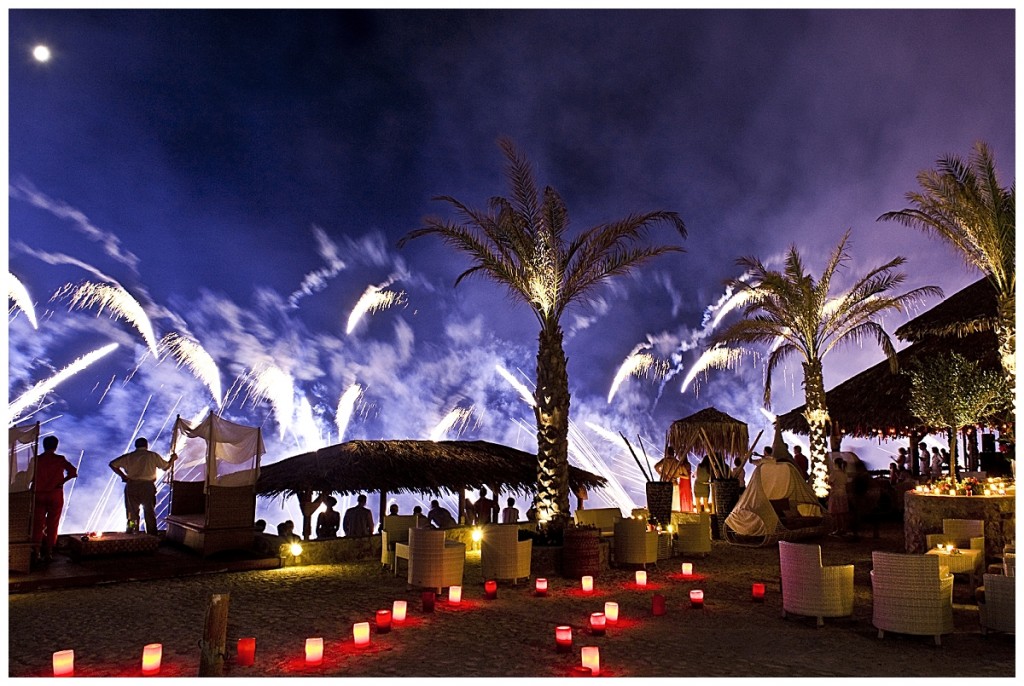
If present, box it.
[777,278,1008,438]
[667,407,750,460]
[256,439,608,499]
[895,278,997,342]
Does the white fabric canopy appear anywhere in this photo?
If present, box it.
[9,423,39,492]
[171,413,265,487]
[724,461,824,538]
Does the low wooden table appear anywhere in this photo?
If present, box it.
[67,532,160,558]
[926,547,983,586]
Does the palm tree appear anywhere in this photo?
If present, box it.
[879,141,1015,408]
[710,231,940,496]
[400,138,685,522]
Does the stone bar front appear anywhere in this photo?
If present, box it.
[904,491,1015,560]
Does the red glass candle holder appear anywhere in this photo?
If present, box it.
[485,580,498,600]
[237,637,256,666]
[752,583,766,601]
[555,625,573,653]
[535,578,548,597]
[589,612,606,636]
[652,593,667,616]
[376,609,392,633]
[690,589,705,608]
[422,590,435,613]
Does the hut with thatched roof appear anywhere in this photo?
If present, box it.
[257,439,607,539]
[667,407,751,479]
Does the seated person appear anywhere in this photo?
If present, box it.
[427,499,457,529]
[501,497,520,524]
[277,520,299,542]
[316,496,341,539]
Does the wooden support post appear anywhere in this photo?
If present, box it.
[379,490,388,533]
[198,593,230,676]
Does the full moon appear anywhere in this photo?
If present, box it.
[32,45,51,62]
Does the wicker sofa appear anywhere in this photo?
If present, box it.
[165,481,256,556]
[613,517,659,568]
[978,573,1015,636]
[574,507,623,538]
[778,541,854,627]
[870,551,953,645]
[481,523,532,583]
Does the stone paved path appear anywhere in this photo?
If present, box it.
[7,523,1016,678]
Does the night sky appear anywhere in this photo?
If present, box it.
[6,9,1015,533]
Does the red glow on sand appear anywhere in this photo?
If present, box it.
[667,572,707,582]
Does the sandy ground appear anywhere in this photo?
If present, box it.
[7,521,1016,678]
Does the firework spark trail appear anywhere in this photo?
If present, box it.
[8,343,119,425]
[242,366,296,440]
[59,450,86,533]
[709,272,756,329]
[8,271,38,328]
[429,406,474,441]
[607,345,668,403]
[159,333,223,408]
[345,282,405,335]
[495,365,536,407]
[57,282,159,355]
[335,383,362,442]
[680,344,747,394]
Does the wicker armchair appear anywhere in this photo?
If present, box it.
[871,551,953,645]
[481,524,532,583]
[613,517,658,568]
[978,573,1015,635]
[925,519,985,555]
[381,514,426,571]
[404,527,465,593]
[672,511,712,557]
[778,541,854,627]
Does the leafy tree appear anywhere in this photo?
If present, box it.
[879,142,1015,435]
[400,138,685,522]
[906,351,1008,484]
[711,230,940,495]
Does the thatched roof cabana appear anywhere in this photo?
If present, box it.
[667,407,750,471]
[257,439,607,499]
[776,278,1007,438]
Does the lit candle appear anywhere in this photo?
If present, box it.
[535,578,548,596]
[581,576,594,593]
[52,650,74,677]
[604,601,619,625]
[422,591,435,612]
[555,625,573,653]
[635,570,647,586]
[305,638,323,665]
[392,600,407,624]
[589,612,606,636]
[485,580,498,600]
[984,488,991,496]
[581,646,601,676]
[681,562,693,576]
[142,643,162,675]
[752,583,766,601]
[449,585,462,604]
[375,610,392,634]
[353,622,371,646]
[652,594,666,616]
[237,637,256,666]
[690,589,704,608]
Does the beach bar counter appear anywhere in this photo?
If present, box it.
[904,479,1015,560]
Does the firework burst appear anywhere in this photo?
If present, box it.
[57,281,159,355]
[9,343,119,425]
[345,283,405,335]
[680,344,748,394]
[335,382,362,441]
[429,406,474,441]
[607,345,668,403]
[8,272,38,329]
[159,333,223,408]
[240,365,296,440]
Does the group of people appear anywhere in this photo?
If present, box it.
[653,447,714,513]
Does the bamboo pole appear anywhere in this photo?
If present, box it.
[697,427,724,480]
[198,593,230,676]
[620,432,653,482]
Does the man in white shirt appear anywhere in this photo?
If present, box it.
[109,437,177,534]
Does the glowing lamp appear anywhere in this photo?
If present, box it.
[681,562,693,576]
[353,622,371,645]
[449,585,462,604]
[289,542,303,557]
[635,570,647,586]
[589,612,606,636]
[581,646,601,676]
[690,589,705,608]
[535,578,548,596]
[485,580,498,600]
[581,576,594,593]
[555,625,573,653]
[422,591,435,612]
[142,643,162,675]
[471,527,483,542]
[52,650,74,677]
[375,610,392,634]
[237,638,256,666]
[305,638,323,665]
[604,602,619,625]
[752,583,766,601]
[392,600,407,624]
[666,524,675,534]
[652,593,666,616]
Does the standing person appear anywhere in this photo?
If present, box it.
[316,496,340,539]
[828,457,849,536]
[917,442,930,476]
[693,456,712,512]
[462,497,478,526]
[474,487,498,524]
[501,497,520,524]
[930,447,944,480]
[343,494,375,537]
[730,457,747,490]
[427,499,457,529]
[791,446,809,480]
[29,435,77,564]
[655,446,693,512]
[108,437,177,535]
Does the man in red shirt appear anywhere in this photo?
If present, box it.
[30,435,78,564]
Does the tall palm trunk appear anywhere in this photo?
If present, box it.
[995,291,1016,441]
[534,320,571,521]
[801,358,831,497]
